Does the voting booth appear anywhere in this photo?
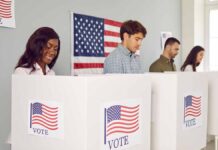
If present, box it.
[149,72,208,150]
[207,72,218,150]
[11,75,151,150]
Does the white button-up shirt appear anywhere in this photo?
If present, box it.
[14,63,55,75]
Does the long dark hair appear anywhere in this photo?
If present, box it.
[15,27,60,71]
[180,46,204,71]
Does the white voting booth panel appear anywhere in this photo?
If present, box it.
[208,72,218,136]
[207,72,218,150]
[11,75,151,150]
[149,73,208,150]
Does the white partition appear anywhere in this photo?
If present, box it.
[208,72,218,136]
[11,75,151,150]
[207,72,218,150]
[149,73,208,150]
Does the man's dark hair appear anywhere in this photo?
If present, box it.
[120,20,147,41]
[164,37,180,49]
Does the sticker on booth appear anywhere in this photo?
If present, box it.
[183,95,202,129]
[103,104,141,150]
[28,101,64,139]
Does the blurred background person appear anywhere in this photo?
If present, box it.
[180,45,205,72]
[149,37,180,72]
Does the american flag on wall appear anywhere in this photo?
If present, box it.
[104,105,139,144]
[184,95,201,119]
[30,102,58,130]
[0,0,15,28]
[72,13,122,75]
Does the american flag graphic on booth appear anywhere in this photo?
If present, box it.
[184,95,201,120]
[0,0,12,18]
[73,13,122,75]
[104,105,139,144]
[30,102,58,130]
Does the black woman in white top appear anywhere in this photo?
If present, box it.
[7,27,60,144]
[14,27,60,75]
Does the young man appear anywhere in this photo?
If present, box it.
[149,37,180,72]
[103,20,147,74]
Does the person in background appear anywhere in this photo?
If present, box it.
[14,27,60,75]
[149,37,180,72]
[180,45,205,72]
[103,20,147,74]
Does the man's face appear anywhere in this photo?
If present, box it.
[125,32,144,53]
[168,42,180,59]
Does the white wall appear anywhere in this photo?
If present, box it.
[0,0,181,149]
[182,0,205,70]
